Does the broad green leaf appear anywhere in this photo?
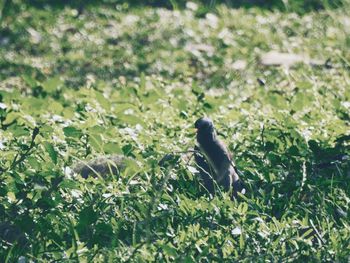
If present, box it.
[42,77,63,92]
[63,126,83,138]
[3,112,19,125]
[89,134,103,151]
[43,142,58,164]
[103,142,123,154]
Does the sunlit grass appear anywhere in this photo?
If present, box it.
[0,1,349,262]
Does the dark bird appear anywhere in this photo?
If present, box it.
[194,117,245,198]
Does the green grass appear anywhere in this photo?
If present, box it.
[0,1,350,262]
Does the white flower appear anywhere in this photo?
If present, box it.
[186,2,198,11]
[231,227,242,235]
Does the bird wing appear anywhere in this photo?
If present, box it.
[194,145,215,193]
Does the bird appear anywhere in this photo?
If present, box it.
[72,152,174,179]
[194,117,245,198]
[72,155,129,178]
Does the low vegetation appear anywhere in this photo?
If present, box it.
[0,1,349,261]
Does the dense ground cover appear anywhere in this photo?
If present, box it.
[0,1,350,261]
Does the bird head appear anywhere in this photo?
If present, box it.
[195,117,215,136]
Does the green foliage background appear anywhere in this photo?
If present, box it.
[0,0,345,18]
[0,0,350,261]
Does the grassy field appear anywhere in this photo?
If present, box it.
[0,1,350,262]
